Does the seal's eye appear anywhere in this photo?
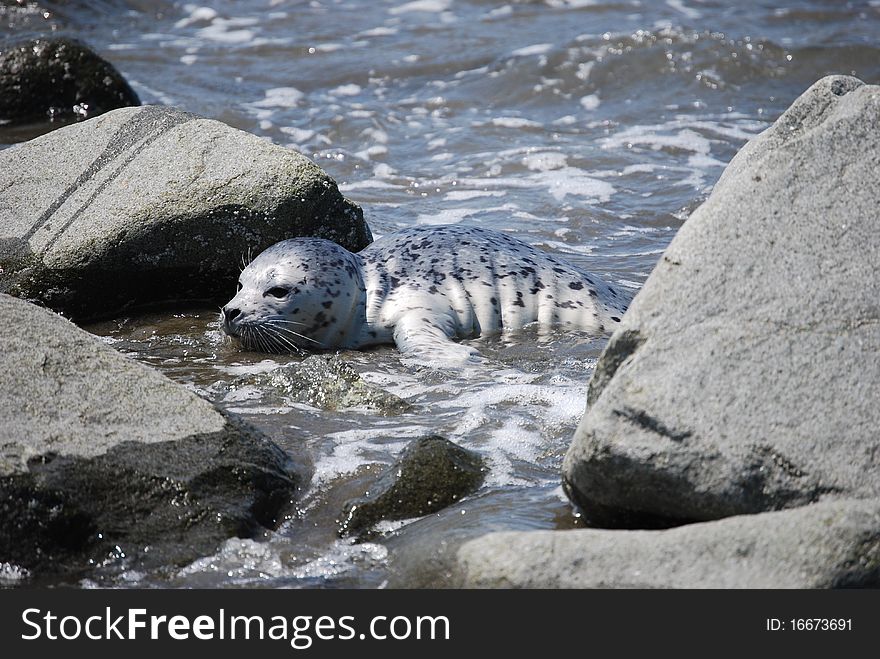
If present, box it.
[265,287,289,298]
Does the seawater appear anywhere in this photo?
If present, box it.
[4,0,879,587]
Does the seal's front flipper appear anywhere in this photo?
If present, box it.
[392,313,484,368]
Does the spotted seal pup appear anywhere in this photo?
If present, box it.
[221,225,626,363]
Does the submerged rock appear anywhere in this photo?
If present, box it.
[0,37,139,123]
[0,105,371,320]
[563,75,880,526]
[0,294,299,579]
[243,355,411,415]
[456,499,880,588]
[338,436,486,537]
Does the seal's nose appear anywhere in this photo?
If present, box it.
[223,306,241,323]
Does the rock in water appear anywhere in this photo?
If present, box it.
[563,75,880,526]
[0,294,299,580]
[338,436,486,537]
[456,498,880,588]
[0,105,371,320]
[0,37,140,123]
[244,355,412,416]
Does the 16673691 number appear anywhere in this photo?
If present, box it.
[791,619,852,631]
[766,618,852,631]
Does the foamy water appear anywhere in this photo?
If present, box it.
[6,0,880,587]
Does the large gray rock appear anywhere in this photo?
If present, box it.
[563,75,880,526]
[0,105,371,319]
[456,499,880,588]
[0,294,298,578]
[0,37,140,123]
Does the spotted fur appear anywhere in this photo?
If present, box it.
[221,225,626,361]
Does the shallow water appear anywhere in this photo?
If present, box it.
[4,0,880,587]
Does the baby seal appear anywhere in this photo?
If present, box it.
[221,225,626,363]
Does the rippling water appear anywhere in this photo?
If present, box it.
[5,0,880,587]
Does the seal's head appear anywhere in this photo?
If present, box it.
[221,238,365,353]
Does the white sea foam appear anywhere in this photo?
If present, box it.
[196,21,257,44]
[416,207,483,225]
[390,0,452,15]
[0,562,29,584]
[289,541,388,580]
[621,163,656,175]
[544,0,597,8]
[575,61,595,81]
[511,43,554,57]
[489,117,543,129]
[666,0,701,20]
[250,86,305,108]
[533,168,615,203]
[486,5,513,18]
[539,240,595,256]
[339,179,402,192]
[129,81,176,106]
[279,126,316,143]
[174,5,218,29]
[359,26,399,37]
[354,145,389,160]
[600,124,713,155]
[332,83,362,96]
[362,127,389,143]
[216,359,280,376]
[522,151,567,171]
[457,169,615,203]
[579,93,600,111]
[312,429,415,485]
[444,190,505,201]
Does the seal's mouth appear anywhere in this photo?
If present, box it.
[221,316,317,355]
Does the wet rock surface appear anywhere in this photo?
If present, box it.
[243,355,412,416]
[0,104,371,320]
[455,498,880,588]
[0,37,139,123]
[563,76,880,526]
[0,294,300,579]
[338,436,486,538]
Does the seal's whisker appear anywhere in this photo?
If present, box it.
[266,321,323,347]
[246,325,268,354]
[255,325,275,353]
[246,326,261,353]
[270,326,304,355]
[262,324,306,355]
[259,324,288,354]
[265,318,309,328]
